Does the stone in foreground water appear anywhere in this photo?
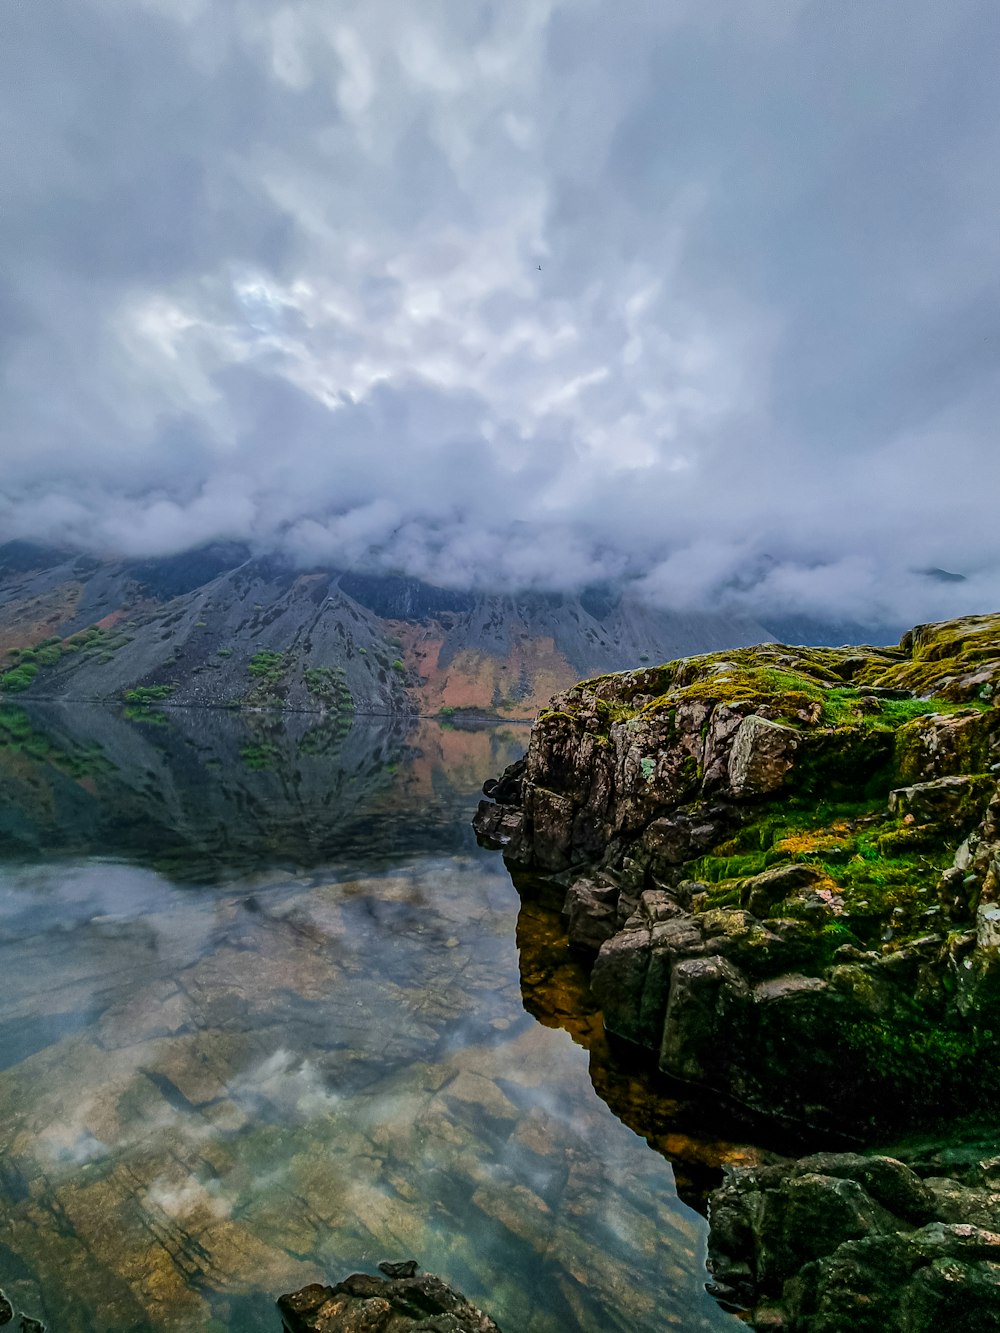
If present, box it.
[278,1268,501,1332]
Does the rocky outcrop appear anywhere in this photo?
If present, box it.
[707,1152,1000,1330]
[475,615,1000,1131]
[278,1267,501,1332]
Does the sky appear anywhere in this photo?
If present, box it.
[2,0,1000,626]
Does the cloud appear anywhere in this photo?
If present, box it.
[2,0,1000,623]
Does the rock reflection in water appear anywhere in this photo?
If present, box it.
[0,707,738,1332]
[513,878,778,1216]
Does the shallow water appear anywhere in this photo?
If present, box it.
[0,704,739,1331]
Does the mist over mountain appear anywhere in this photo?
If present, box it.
[0,543,775,716]
[3,3,1000,631]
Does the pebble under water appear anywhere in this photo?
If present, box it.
[0,703,743,1331]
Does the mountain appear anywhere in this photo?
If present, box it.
[0,543,774,717]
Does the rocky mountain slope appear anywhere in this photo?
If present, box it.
[0,543,773,717]
[475,612,1000,1329]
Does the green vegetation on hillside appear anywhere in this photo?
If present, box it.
[0,626,132,693]
[124,684,176,703]
[303,665,353,714]
[244,650,291,706]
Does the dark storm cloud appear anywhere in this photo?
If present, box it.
[2,0,1000,625]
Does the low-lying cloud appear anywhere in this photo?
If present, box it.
[3,0,1000,626]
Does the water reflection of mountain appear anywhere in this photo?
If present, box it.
[0,705,528,882]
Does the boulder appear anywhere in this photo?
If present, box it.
[740,864,825,917]
[786,1222,1000,1331]
[278,1269,502,1333]
[894,710,997,781]
[727,715,801,798]
[888,774,995,826]
[472,800,523,848]
[481,756,525,805]
[473,616,1000,1131]
[591,927,657,1046]
[706,1155,993,1329]
[659,954,751,1085]
[561,878,620,951]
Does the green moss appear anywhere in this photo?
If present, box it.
[791,727,896,798]
[685,793,956,949]
[859,615,1000,701]
[841,1000,1000,1120]
[688,849,772,884]
[537,709,577,725]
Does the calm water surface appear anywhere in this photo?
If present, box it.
[0,703,739,1331]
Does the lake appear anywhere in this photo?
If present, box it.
[0,703,743,1331]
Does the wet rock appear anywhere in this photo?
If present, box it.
[659,955,750,1086]
[472,800,523,848]
[481,757,525,806]
[924,1174,1000,1230]
[277,1270,502,1332]
[786,1222,1000,1332]
[520,785,577,870]
[378,1260,419,1280]
[793,1154,937,1226]
[0,1293,43,1332]
[639,811,727,868]
[707,1154,959,1326]
[622,888,690,929]
[590,928,656,1046]
[561,878,620,951]
[977,903,1000,949]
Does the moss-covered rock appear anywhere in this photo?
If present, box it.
[707,1154,1000,1331]
[474,614,1000,1134]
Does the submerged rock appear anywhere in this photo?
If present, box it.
[278,1268,502,1332]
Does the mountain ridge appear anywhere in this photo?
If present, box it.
[0,543,776,718]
